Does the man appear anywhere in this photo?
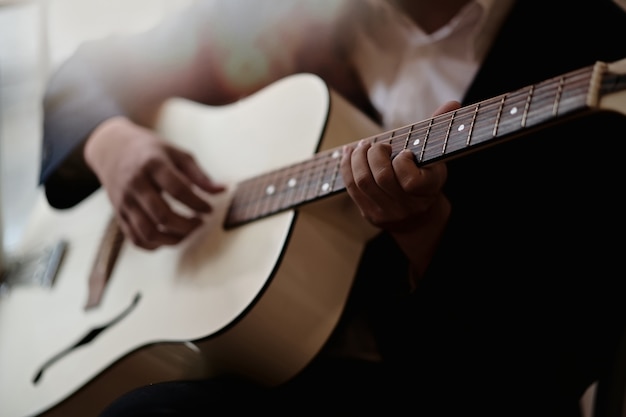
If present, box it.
[40,0,626,415]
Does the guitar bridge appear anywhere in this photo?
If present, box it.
[0,240,67,293]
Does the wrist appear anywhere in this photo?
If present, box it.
[83,116,131,174]
[390,193,451,285]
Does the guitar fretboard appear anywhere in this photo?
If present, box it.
[225,61,625,228]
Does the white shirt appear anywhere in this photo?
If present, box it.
[352,0,514,129]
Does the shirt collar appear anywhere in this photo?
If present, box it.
[472,0,515,61]
[396,0,515,61]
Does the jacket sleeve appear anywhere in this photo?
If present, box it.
[39,2,214,208]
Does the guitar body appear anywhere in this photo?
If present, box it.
[0,74,381,417]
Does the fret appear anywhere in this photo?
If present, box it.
[525,78,563,128]
[559,77,591,113]
[384,129,395,144]
[522,71,590,130]
[258,169,283,216]
[372,129,393,150]
[230,158,311,224]
[227,180,258,225]
[470,90,529,145]
[276,163,304,211]
[329,148,344,193]
[316,148,342,198]
[386,126,410,158]
[421,113,454,162]
[238,181,257,221]
[304,153,323,201]
[385,125,411,159]
[332,153,346,193]
[246,176,268,220]
[465,85,546,146]
[552,76,565,116]
[441,110,455,155]
[287,160,307,208]
[403,124,414,150]
[493,96,506,137]
[294,157,318,206]
[305,152,328,202]
[442,107,477,157]
[416,119,433,163]
[524,82,556,128]
[550,69,592,115]
[245,175,271,221]
[521,85,534,128]
[490,91,525,139]
[466,103,479,146]
[466,96,499,145]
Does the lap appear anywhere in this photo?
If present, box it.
[98,357,399,417]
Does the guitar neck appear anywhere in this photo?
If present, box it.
[225,58,626,229]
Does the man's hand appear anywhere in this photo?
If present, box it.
[340,101,459,234]
[84,116,225,250]
[340,100,460,284]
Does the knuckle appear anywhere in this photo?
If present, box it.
[142,227,160,242]
[127,172,146,190]
[354,173,373,192]
[144,155,163,172]
[152,209,170,226]
[342,174,356,190]
[373,165,395,185]
[400,175,423,194]
[167,184,186,199]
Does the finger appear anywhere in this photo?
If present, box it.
[132,174,204,236]
[343,140,408,227]
[169,147,226,194]
[366,142,406,199]
[385,100,456,196]
[118,198,183,250]
[392,150,447,195]
[351,140,391,200]
[342,140,381,210]
[432,100,461,116]
[143,194,203,237]
[341,143,370,213]
[150,160,213,213]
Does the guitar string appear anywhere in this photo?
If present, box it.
[226,68,595,223]
[232,67,594,201]
[227,73,594,224]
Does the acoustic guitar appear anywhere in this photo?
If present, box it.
[1,57,625,417]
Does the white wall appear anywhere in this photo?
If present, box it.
[45,0,193,73]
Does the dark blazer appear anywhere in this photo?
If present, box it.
[360,0,626,414]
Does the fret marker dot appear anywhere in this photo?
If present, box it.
[332,150,341,158]
[413,138,420,146]
[266,185,276,195]
[322,183,330,192]
[510,107,518,115]
[288,178,297,187]
[457,124,465,132]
